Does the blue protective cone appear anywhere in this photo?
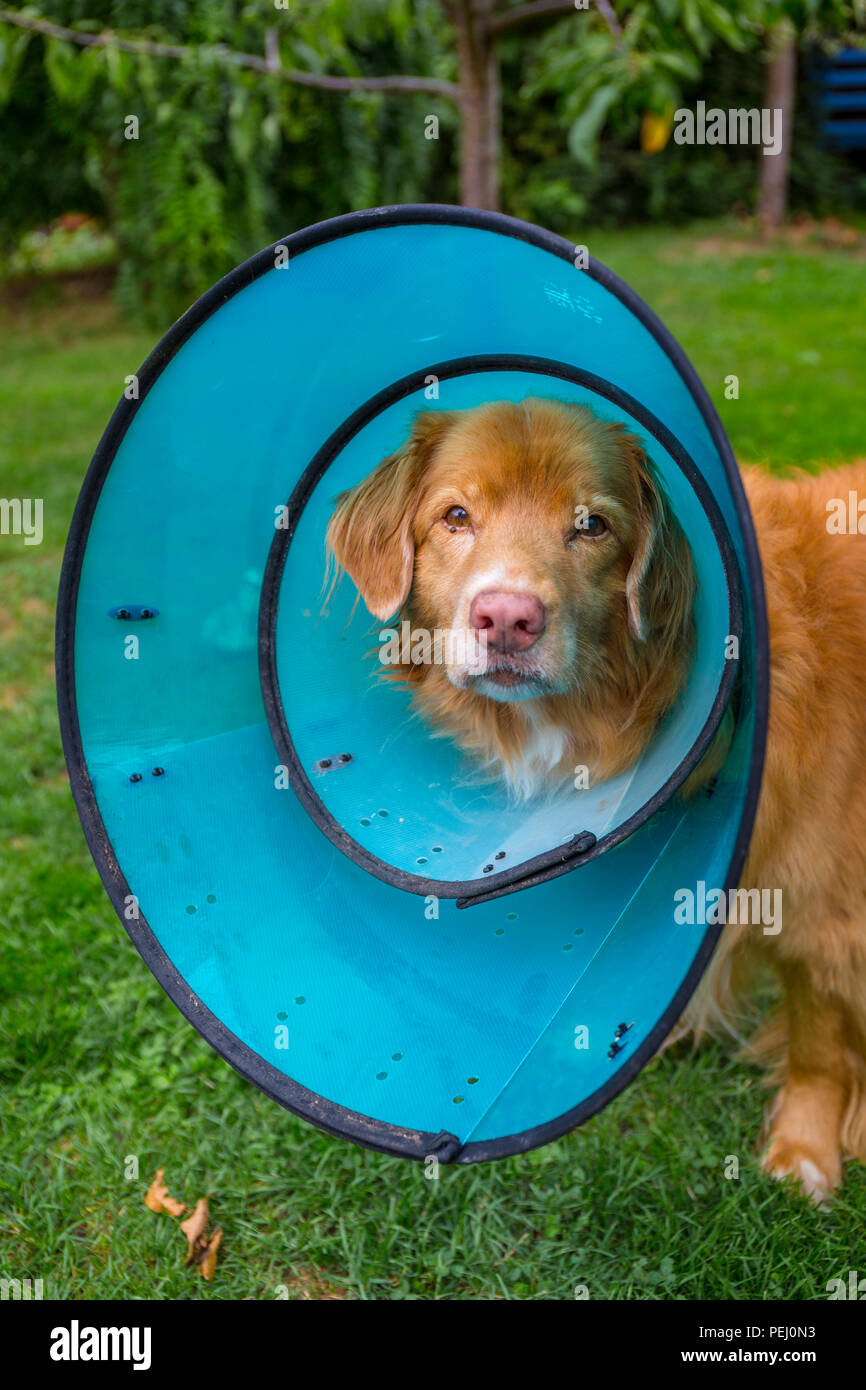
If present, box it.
[57,207,768,1162]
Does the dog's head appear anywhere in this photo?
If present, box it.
[326,399,695,713]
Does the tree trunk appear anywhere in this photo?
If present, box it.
[757,20,797,237]
[452,0,501,209]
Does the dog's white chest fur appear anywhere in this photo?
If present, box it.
[504,711,568,801]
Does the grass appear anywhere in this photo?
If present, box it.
[2,221,866,1301]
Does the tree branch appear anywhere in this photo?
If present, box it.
[455,0,484,75]
[486,1,581,35]
[594,0,623,42]
[486,0,623,39]
[0,8,460,97]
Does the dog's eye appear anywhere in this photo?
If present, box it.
[443,505,471,532]
[573,513,608,540]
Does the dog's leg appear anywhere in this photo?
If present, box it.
[760,961,848,1204]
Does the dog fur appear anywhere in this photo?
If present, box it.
[327,399,697,799]
[687,461,866,1203]
[326,399,866,1202]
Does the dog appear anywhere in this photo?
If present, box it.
[326,397,866,1202]
[327,400,702,798]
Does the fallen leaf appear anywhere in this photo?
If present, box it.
[144,1169,185,1217]
[199,1228,222,1282]
[180,1196,210,1261]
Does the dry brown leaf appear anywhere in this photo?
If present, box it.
[143,1169,165,1213]
[199,1228,222,1282]
[181,1196,222,1280]
[180,1196,210,1262]
[144,1169,185,1217]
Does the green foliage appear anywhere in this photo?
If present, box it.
[506,0,866,231]
[2,1,866,321]
[523,0,865,170]
[524,0,759,160]
[0,0,455,324]
[0,30,103,244]
[507,41,866,233]
[0,22,30,103]
[765,0,866,33]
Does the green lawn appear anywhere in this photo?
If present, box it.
[2,222,866,1301]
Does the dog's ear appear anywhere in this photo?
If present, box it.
[623,438,695,646]
[326,411,456,622]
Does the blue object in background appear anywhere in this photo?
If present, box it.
[56,207,768,1162]
[816,48,866,151]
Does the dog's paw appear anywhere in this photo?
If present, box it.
[760,1137,841,1207]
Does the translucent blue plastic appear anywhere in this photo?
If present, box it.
[63,211,762,1157]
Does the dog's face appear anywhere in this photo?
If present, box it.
[327,398,693,710]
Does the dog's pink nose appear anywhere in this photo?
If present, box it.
[469,590,546,652]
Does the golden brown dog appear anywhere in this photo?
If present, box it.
[691,461,866,1204]
[327,400,698,799]
[327,398,866,1202]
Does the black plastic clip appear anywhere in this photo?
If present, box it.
[607,1020,634,1060]
[426,1130,463,1164]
